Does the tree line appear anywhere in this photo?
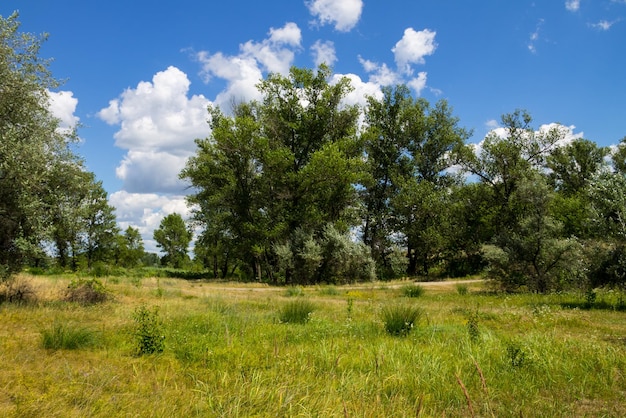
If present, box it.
[3,13,626,292]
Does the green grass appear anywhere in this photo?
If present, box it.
[1,274,625,416]
[41,322,97,350]
[278,299,316,323]
[401,283,425,298]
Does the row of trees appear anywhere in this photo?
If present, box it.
[0,14,193,277]
[4,13,626,292]
[181,64,626,291]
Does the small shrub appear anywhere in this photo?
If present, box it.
[402,284,425,298]
[0,276,36,304]
[279,299,315,324]
[505,341,527,368]
[132,305,165,355]
[41,323,96,350]
[64,278,108,304]
[456,284,469,295]
[381,304,423,336]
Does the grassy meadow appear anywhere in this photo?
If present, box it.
[1,274,625,417]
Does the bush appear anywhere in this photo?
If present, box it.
[279,300,315,324]
[402,284,425,298]
[381,304,423,336]
[64,278,109,304]
[0,276,36,304]
[41,323,96,350]
[132,305,165,355]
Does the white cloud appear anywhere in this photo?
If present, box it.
[98,66,210,153]
[407,72,428,96]
[98,65,210,199]
[307,0,363,32]
[589,20,619,30]
[565,0,581,11]
[485,119,500,130]
[392,28,437,75]
[47,90,79,135]
[311,40,337,68]
[110,190,191,253]
[116,150,191,194]
[197,22,302,109]
[528,19,544,54]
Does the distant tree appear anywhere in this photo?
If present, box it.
[0,13,84,279]
[153,213,192,269]
[116,226,144,268]
[82,181,118,267]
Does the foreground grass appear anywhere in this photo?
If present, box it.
[0,275,625,416]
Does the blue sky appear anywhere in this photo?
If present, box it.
[3,0,626,253]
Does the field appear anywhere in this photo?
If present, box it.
[1,275,625,417]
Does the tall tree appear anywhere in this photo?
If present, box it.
[82,181,118,267]
[182,103,266,280]
[455,110,568,234]
[257,65,360,237]
[0,13,82,279]
[115,226,145,268]
[153,213,192,269]
[361,86,469,276]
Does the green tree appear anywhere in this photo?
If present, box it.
[484,175,583,292]
[153,213,192,269]
[361,86,469,277]
[182,103,267,280]
[82,180,118,267]
[0,13,83,279]
[455,110,568,234]
[116,226,144,268]
[257,65,361,241]
[546,138,608,196]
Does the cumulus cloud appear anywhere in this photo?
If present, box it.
[98,66,210,153]
[197,22,301,109]
[307,0,363,32]
[97,66,209,199]
[565,0,581,11]
[392,28,437,75]
[311,40,337,68]
[354,28,437,96]
[47,90,79,135]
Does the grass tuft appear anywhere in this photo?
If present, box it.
[41,323,96,350]
[278,299,315,324]
[402,283,425,298]
[381,304,423,336]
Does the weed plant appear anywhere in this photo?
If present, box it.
[132,305,165,355]
[456,284,469,295]
[284,285,304,297]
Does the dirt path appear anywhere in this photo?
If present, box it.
[195,278,484,293]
